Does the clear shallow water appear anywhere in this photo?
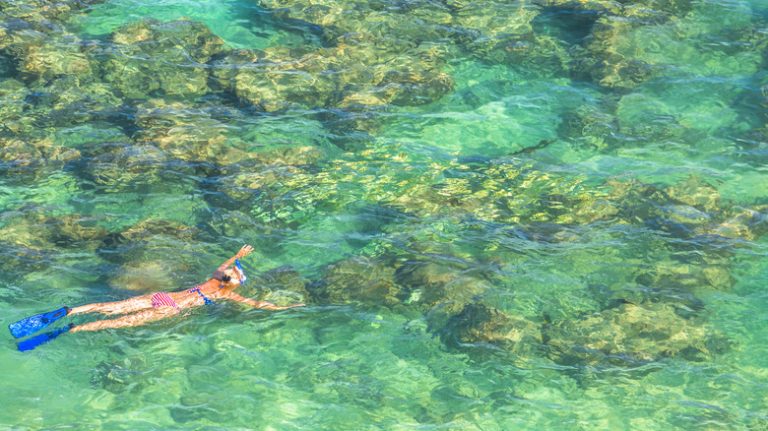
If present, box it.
[1,0,768,429]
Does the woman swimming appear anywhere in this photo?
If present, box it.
[70,245,303,332]
[10,245,303,350]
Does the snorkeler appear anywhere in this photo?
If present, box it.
[9,245,303,351]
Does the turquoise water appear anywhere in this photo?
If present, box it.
[1,0,768,429]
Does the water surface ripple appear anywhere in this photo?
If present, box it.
[1,0,767,429]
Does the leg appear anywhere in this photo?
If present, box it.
[70,307,179,332]
[70,295,154,316]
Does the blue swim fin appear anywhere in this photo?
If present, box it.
[17,324,72,352]
[9,306,70,338]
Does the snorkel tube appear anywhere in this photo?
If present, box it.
[234,259,247,285]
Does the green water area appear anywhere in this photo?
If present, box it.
[1,0,768,429]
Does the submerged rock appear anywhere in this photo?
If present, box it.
[543,302,728,367]
[1,0,107,24]
[208,49,260,93]
[226,44,453,112]
[103,19,227,99]
[109,260,179,292]
[636,257,733,291]
[615,92,687,140]
[471,32,571,75]
[121,219,199,242]
[438,303,542,355]
[80,141,167,188]
[220,153,342,227]
[232,47,340,112]
[571,17,658,89]
[660,204,711,226]
[132,99,258,164]
[0,134,81,176]
[226,1,457,112]
[91,357,149,394]
[0,5,107,110]
[97,218,200,266]
[711,206,768,241]
[103,226,200,289]
[135,108,228,161]
[19,38,97,83]
[558,103,617,148]
[258,0,454,51]
[250,266,310,306]
[395,260,488,311]
[312,256,400,305]
[0,243,52,274]
[665,176,721,213]
[27,77,124,127]
[0,208,108,250]
[0,49,13,77]
[0,78,32,134]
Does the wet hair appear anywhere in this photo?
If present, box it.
[212,271,232,282]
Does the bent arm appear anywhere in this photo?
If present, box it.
[226,292,303,311]
[217,245,254,272]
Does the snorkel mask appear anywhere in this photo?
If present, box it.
[234,259,247,285]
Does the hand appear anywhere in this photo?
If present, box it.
[235,244,254,259]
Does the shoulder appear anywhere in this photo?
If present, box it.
[202,278,219,287]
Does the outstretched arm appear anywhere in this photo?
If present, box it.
[217,245,254,272]
[226,292,304,311]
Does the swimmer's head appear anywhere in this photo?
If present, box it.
[213,269,240,287]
